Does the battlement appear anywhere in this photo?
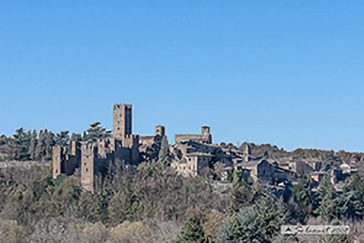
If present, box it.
[155,125,165,137]
[52,145,65,156]
[122,134,139,148]
[70,141,81,156]
[81,142,98,156]
[53,143,81,178]
[113,103,132,109]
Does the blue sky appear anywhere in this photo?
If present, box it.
[1,1,364,152]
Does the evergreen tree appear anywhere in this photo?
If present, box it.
[337,174,364,220]
[35,130,46,160]
[157,135,171,166]
[70,133,82,142]
[82,131,87,141]
[45,131,55,160]
[9,127,31,161]
[254,190,288,242]
[313,172,338,220]
[216,207,263,242]
[83,122,111,143]
[55,131,70,146]
[28,130,38,160]
[174,216,209,243]
[291,176,314,224]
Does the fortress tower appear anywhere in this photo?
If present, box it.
[81,143,98,193]
[155,125,165,137]
[113,104,132,139]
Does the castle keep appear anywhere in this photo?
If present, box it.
[52,103,139,192]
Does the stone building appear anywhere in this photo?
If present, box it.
[52,103,140,192]
[52,141,81,178]
[139,125,165,146]
[138,125,166,163]
[170,139,233,177]
[171,152,211,177]
[175,126,212,144]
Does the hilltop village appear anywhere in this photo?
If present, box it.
[50,103,360,193]
[1,102,364,242]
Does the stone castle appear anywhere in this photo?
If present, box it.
[52,102,217,192]
[52,102,359,194]
[53,104,145,192]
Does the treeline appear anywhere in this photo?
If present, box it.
[0,122,111,162]
[219,141,364,163]
[1,162,364,241]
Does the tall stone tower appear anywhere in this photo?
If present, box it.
[113,103,132,139]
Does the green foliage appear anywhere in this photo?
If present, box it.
[55,130,70,146]
[45,131,55,160]
[83,122,111,143]
[70,133,82,142]
[313,172,338,220]
[337,174,364,221]
[9,128,32,161]
[291,176,314,224]
[216,207,263,242]
[35,129,46,160]
[28,130,38,160]
[174,216,210,243]
[157,135,171,166]
[254,190,287,242]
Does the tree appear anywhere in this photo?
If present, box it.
[35,130,46,160]
[313,172,338,220]
[9,127,31,161]
[174,216,209,243]
[216,207,263,242]
[157,135,171,166]
[70,133,82,142]
[29,130,38,160]
[254,190,289,242]
[83,122,111,143]
[219,142,227,148]
[45,131,55,160]
[55,131,70,146]
[337,174,364,221]
[291,176,314,224]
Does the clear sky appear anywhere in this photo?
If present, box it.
[1,1,364,152]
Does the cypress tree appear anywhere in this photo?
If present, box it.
[157,135,171,165]
[45,131,55,160]
[29,130,38,160]
[35,130,46,160]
